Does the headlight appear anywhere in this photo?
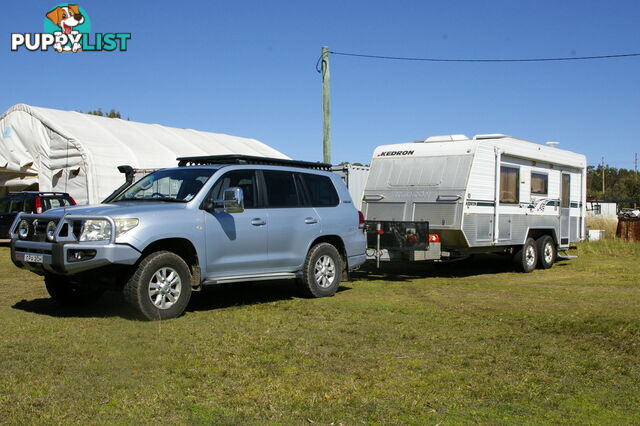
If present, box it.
[79,220,112,242]
[46,221,57,241]
[18,220,30,239]
[115,218,139,238]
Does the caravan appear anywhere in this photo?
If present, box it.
[362,134,587,272]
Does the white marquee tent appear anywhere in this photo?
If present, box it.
[0,104,289,204]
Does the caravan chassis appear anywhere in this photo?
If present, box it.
[365,218,563,273]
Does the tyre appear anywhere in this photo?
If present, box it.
[536,235,556,269]
[298,243,342,298]
[44,274,104,305]
[123,251,192,320]
[513,237,538,273]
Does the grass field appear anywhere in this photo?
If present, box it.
[1,241,639,424]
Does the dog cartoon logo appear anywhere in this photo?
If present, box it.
[45,4,86,52]
[10,4,130,53]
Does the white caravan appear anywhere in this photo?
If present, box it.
[362,134,587,272]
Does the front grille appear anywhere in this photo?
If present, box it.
[72,221,82,240]
[21,247,53,255]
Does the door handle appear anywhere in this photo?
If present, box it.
[304,217,318,224]
[251,218,266,226]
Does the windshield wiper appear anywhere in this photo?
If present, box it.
[113,197,186,203]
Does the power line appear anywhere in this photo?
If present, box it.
[327,50,640,63]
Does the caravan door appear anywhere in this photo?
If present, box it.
[559,173,571,247]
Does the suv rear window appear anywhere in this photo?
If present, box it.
[43,197,73,210]
[301,173,339,207]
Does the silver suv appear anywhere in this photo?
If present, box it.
[10,156,367,320]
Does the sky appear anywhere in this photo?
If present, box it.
[2,0,640,168]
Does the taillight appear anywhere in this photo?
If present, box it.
[428,234,440,243]
[35,196,42,214]
[358,211,365,230]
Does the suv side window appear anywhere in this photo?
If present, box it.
[263,170,300,208]
[0,198,9,213]
[24,197,36,213]
[301,173,339,207]
[209,170,258,209]
[9,198,24,213]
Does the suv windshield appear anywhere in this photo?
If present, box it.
[114,168,215,202]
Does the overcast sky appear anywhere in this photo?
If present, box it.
[3,0,639,168]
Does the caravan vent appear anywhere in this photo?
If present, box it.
[421,134,469,143]
[473,134,508,140]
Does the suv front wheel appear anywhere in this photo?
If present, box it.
[298,243,342,298]
[124,251,192,320]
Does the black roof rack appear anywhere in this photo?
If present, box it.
[7,191,70,196]
[177,155,333,171]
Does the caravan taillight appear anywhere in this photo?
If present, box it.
[428,234,440,243]
[35,196,43,214]
[358,211,365,230]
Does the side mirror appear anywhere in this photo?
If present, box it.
[216,187,244,213]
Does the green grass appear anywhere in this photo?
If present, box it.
[1,241,639,424]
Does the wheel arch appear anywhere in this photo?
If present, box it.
[308,235,347,270]
[527,228,558,245]
[140,238,202,289]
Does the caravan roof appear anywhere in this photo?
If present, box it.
[374,134,586,169]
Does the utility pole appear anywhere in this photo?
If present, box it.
[601,156,605,196]
[321,46,331,164]
[635,153,638,174]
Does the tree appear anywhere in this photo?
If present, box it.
[86,108,123,119]
[587,165,640,207]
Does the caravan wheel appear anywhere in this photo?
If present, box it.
[513,238,538,273]
[536,235,556,269]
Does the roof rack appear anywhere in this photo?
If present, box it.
[176,155,333,171]
[8,191,70,196]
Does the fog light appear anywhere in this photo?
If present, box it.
[18,220,30,239]
[68,249,97,262]
[46,221,57,241]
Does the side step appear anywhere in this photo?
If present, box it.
[558,249,577,260]
[203,272,299,285]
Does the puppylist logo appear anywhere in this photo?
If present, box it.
[11,4,131,52]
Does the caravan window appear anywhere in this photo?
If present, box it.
[531,172,548,195]
[561,174,570,208]
[500,166,519,204]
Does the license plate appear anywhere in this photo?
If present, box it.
[23,254,43,263]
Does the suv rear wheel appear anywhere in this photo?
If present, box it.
[44,274,104,305]
[298,243,342,298]
[124,251,192,320]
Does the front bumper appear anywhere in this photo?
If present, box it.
[9,212,142,275]
[11,239,141,275]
